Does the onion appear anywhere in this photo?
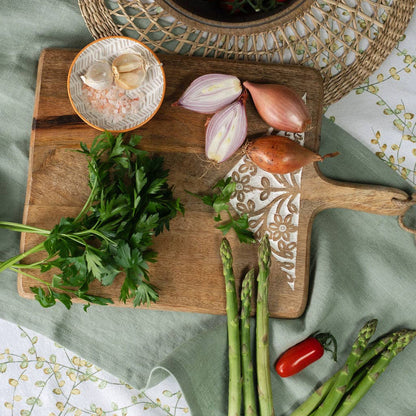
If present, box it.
[246,135,339,174]
[173,74,242,114]
[243,81,312,133]
[205,91,248,163]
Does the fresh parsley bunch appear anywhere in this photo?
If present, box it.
[0,132,184,310]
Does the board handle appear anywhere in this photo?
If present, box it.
[306,165,415,218]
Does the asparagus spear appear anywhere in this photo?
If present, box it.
[290,381,334,416]
[333,329,416,416]
[241,269,257,416]
[220,238,242,416]
[290,330,405,416]
[345,330,407,394]
[313,319,378,416]
[355,331,401,368]
[256,236,275,416]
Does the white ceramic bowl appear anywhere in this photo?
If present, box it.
[67,36,165,132]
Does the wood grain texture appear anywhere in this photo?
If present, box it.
[19,48,410,318]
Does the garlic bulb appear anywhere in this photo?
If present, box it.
[81,61,113,90]
[112,53,147,90]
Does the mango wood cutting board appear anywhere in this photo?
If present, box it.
[19,48,410,318]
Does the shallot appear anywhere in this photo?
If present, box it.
[246,135,339,174]
[205,91,248,163]
[243,81,312,133]
[173,73,242,114]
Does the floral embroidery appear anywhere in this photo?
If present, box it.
[0,323,190,416]
[326,34,416,186]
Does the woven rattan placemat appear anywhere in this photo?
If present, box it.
[78,0,415,105]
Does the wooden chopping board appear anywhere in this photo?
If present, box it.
[19,48,410,318]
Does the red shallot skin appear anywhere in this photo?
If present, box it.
[246,135,338,174]
[243,81,312,133]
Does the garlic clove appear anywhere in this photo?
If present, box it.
[112,53,145,74]
[114,68,147,90]
[112,53,148,90]
[81,61,113,90]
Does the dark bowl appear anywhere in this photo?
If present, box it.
[159,0,311,34]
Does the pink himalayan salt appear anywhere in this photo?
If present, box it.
[82,84,142,124]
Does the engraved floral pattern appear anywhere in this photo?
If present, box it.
[269,214,297,242]
[230,170,254,202]
[227,131,304,291]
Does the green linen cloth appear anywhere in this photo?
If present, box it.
[1,1,416,415]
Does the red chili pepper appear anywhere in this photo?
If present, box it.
[275,332,337,378]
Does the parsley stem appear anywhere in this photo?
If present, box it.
[9,266,51,287]
[73,229,115,245]
[10,267,81,297]
[0,221,50,235]
[59,233,110,252]
[74,174,98,223]
[11,263,42,269]
[60,234,88,247]
[0,242,45,273]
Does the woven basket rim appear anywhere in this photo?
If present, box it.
[78,0,415,105]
